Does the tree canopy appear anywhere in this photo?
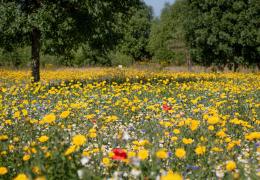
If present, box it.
[0,0,259,74]
[116,3,153,61]
[185,0,260,70]
[0,0,141,81]
[148,1,190,65]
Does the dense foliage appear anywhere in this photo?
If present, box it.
[0,0,259,75]
[185,0,260,70]
[0,0,141,81]
[148,1,189,65]
[75,2,153,66]
[116,3,153,61]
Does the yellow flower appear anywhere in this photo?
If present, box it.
[72,134,86,146]
[245,132,260,141]
[42,113,56,123]
[82,150,90,157]
[23,146,29,151]
[105,115,118,123]
[208,125,214,131]
[200,136,207,142]
[207,115,219,125]
[189,120,200,131]
[38,135,49,143]
[138,140,149,146]
[31,148,37,154]
[175,148,186,159]
[127,151,136,158]
[102,157,110,166]
[211,147,223,152]
[23,154,30,161]
[161,170,183,180]
[64,145,77,156]
[156,149,168,159]
[92,148,99,153]
[22,109,28,116]
[0,167,8,175]
[195,145,206,155]
[182,138,193,144]
[89,133,97,138]
[13,137,19,142]
[88,128,96,133]
[13,173,29,180]
[85,114,95,119]
[173,129,180,134]
[225,137,231,143]
[216,130,227,138]
[0,135,8,141]
[45,152,51,158]
[226,161,236,171]
[88,128,97,138]
[5,120,12,125]
[138,149,149,160]
[32,166,41,175]
[171,136,178,141]
[108,149,116,157]
[31,141,36,146]
[60,111,70,118]
[13,111,21,118]
[1,151,7,155]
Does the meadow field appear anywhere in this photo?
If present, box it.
[0,68,260,180]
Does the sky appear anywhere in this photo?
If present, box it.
[144,0,176,17]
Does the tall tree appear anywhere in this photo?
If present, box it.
[148,1,190,67]
[185,0,260,71]
[148,3,175,64]
[72,1,152,66]
[0,0,140,82]
[116,2,153,61]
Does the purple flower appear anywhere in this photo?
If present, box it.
[255,142,260,147]
[186,165,200,170]
[168,151,173,157]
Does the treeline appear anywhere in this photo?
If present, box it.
[149,0,260,71]
[0,0,152,70]
[0,0,259,72]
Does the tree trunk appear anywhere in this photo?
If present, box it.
[187,57,192,72]
[31,28,41,82]
[186,49,192,72]
[233,63,239,72]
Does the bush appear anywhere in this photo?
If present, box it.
[109,51,134,67]
[0,47,30,68]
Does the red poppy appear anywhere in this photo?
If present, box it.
[112,148,127,160]
[162,104,172,111]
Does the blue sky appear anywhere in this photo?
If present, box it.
[144,0,176,16]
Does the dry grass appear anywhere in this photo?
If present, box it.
[131,62,259,73]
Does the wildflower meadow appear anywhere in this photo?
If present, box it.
[0,68,259,179]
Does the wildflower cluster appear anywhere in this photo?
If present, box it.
[0,68,259,179]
